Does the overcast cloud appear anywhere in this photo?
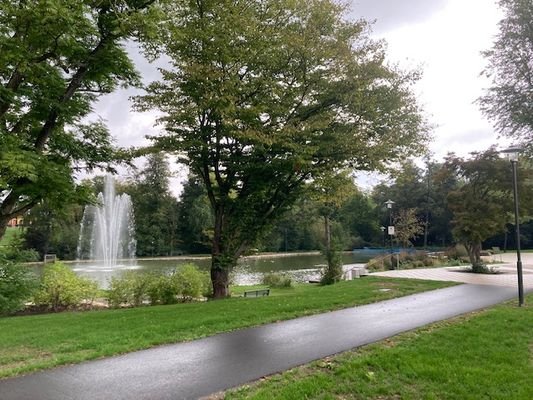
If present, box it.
[349,0,448,33]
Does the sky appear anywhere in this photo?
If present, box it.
[91,0,505,194]
[351,0,505,160]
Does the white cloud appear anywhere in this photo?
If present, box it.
[371,0,503,159]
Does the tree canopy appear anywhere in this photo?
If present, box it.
[0,0,160,239]
[437,149,524,270]
[138,0,429,297]
[479,0,533,146]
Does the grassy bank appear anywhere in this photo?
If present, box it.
[0,227,21,247]
[227,294,533,400]
[0,277,454,378]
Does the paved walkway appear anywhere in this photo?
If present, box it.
[373,252,533,290]
[0,283,521,400]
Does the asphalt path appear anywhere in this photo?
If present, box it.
[0,284,518,400]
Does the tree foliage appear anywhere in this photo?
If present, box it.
[0,0,160,239]
[128,154,179,256]
[23,201,84,260]
[138,0,428,297]
[176,174,214,254]
[479,0,533,145]
[310,171,356,284]
[372,160,455,247]
[438,149,520,271]
[393,208,424,248]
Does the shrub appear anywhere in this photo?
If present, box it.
[446,258,464,267]
[446,244,468,260]
[173,263,208,301]
[0,234,39,263]
[262,272,292,288]
[146,274,179,305]
[320,248,343,285]
[202,271,213,298]
[107,272,150,308]
[107,264,209,307]
[0,258,38,315]
[34,262,98,311]
[366,255,389,272]
[367,251,441,271]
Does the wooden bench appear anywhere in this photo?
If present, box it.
[43,254,57,264]
[243,288,270,298]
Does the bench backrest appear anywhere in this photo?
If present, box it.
[244,289,270,298]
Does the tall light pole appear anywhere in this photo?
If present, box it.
[501,147,524,306]
[385,200,395,268]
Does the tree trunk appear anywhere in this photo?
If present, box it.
[210,263,230,298]
[324,215,331,251]
[466,241,484,272]
[503,231,508,252]
[210,205,229,298]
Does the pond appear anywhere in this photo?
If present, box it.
[44,250,383,288]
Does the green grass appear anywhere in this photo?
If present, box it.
[0,277,454,378]
[0,227,22,248]
[226,294,533,400]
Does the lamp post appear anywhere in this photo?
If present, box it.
[501,146,524,306]
[385,200,395,268]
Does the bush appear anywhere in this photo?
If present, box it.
[320,248,343,285]
[107,264,209,307]
[446,244,468,260]
[146,274,179,305]
[0,258,37,315]
[34,262,98,311]
[107,272,150,308]
[366,251,441,272]
[173,263,208,301]
[262,272,292,288]
[0,234,39,263]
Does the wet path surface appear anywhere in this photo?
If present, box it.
[0,284,519,400]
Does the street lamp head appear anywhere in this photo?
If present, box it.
[501,146,522,162]
[385,199,395,209]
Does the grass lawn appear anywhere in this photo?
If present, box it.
[226,293,533,400]
[0,277,454,378]
[0,227,22,248]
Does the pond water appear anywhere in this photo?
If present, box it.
[35,251,384,288]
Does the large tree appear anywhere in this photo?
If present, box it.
[139,0,428,297]
[479,0,533,145]
[438,149,533,271]
[0,0,159,240]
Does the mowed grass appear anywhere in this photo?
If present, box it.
[0,277,454,378]
[226,293,533,400]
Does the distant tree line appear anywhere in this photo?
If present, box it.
[20,148,533,265]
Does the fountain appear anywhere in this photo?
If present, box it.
[77,175,136,268]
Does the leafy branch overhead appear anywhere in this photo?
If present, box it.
[479,0,533,147]
[0,0,160,238]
